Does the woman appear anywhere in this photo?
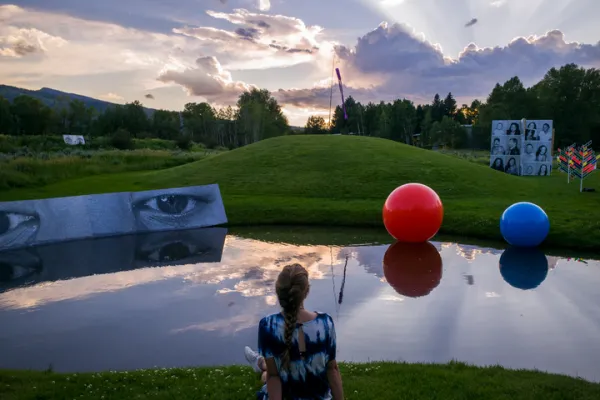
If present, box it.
[506,122,521,135]
[538,164,549,176]
[244,264,344,400]
[536,145,548,162]
[505,157,519,175]
[491,157,504,171]
[525,122,538,140]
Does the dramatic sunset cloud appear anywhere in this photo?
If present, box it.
[1,1,599,125]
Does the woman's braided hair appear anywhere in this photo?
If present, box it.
[275,263,309,371]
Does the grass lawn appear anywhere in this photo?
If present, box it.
[1,362,598,400]
[0,135,598,251]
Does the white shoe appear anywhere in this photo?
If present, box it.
[244,346,262,373]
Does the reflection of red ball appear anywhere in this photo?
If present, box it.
[382,183,443,242]
[383,241,443,298]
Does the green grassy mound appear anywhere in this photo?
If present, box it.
[1,362,598,400]
[0,135,598,250]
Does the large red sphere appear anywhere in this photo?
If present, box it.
[382,183,443,242]
[383,241,443,298]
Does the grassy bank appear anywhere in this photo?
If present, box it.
[1,362,598,399]
[0,135,598,251]
[0,150,212,191]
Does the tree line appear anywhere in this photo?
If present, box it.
[1,63,599,150]
[306,63,600,149]
[0,88,291,149]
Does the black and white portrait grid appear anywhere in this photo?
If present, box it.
[490,155,521,175]
[490,120,553,176]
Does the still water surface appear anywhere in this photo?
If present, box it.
[1,228,599,382]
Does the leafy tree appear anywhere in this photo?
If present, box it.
[237,88,289,144]
[305,116,327,134]
[153,110,181,140]
[0,96,15,134]
[10,95,52,135]
[443,92,457,118]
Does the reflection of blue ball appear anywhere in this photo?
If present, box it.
[499,247,549,290]
[500,202,549,247]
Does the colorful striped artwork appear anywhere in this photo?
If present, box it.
[557,141,598,191]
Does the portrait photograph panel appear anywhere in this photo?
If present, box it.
[492,120,509,136]
[491,136,508,156]
[490,155,507,171]
[504,156,520,175]
[533,142,551,162]
[522,162,552,176]
[522,141,537,162]
[505,120,522,136]
[529,120,553,142]
[505,136,521,155]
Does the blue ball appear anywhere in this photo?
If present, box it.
[500,202,549,247]
[499,246,549,290]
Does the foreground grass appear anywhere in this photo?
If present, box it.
[1,362,598,400]
[0,135,598,251]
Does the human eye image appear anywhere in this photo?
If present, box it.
[134,227,227,267]
[0,248,43,292]
[130,186,226,232]
[0,209,41,250]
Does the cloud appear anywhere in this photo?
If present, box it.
[188,8,326,68]
[0,27,66,58]
[100,92,125,101]
[258,0,271,11]
[275,23,600,111]
[144,93,155,99]
[0,5,193,80]
[465,18,478,27]
[490,0,507,6]
[158,56,255,103]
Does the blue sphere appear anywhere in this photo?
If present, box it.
[500,202,549,247]
[499,247,549,290]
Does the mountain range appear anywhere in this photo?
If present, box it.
[0,84,156,115]
[0,84,304,128]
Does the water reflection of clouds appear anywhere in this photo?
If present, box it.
[0,237,342,310]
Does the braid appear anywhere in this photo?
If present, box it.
[275,264,309,372]
[281,305,299,370]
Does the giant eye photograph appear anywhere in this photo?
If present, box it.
[0,210,40,249]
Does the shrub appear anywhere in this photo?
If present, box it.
[176,134,193,150]
[110,129,134,150]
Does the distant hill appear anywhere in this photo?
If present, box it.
[0,85,156,116]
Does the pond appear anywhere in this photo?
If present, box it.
[1,227,599,382]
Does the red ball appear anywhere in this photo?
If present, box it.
[383,241,443,298]
[382,183,443,242]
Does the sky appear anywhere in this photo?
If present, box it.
[1,0,599,126]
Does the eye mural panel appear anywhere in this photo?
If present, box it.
[0,184,228,251]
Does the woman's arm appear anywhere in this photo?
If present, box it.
[326,360,344,400]
[265,358,283,400]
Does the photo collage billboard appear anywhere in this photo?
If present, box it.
[490,120,553,176]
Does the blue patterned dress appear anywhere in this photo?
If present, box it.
[257,311,337,400]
